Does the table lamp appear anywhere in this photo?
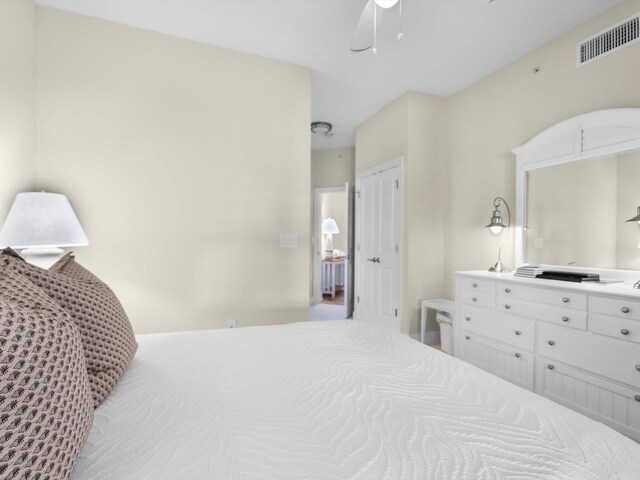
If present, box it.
[321,217,340,259]
[0,192,89,269]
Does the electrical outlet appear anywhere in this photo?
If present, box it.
[227,319,237,329]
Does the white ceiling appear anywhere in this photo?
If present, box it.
[35,0,622,149]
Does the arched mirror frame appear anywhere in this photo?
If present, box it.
[513,108,640,279]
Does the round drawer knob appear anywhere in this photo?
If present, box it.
[504,304,511,310]
[635,395,640,402]
[636,364,640,372]
[562,297,570,303]
[465,335,471,340]
[472,283,478,288]
[466,316,471,321]
[621,306,630,314]
[514,353,521,358]
[548,340,555,346]
[548,364,555,370]
[621,329,630,336]
[561,316,569,322]
[505,288,511,293]
[472,297,478,302]
[515,330,522,336]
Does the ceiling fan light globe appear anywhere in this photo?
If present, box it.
[374,0,400,8]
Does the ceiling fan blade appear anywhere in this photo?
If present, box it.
[350,0,376,52]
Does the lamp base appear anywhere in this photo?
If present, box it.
[19,247,65,270]
[488,260,510,273]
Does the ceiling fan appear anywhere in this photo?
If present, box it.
[351,0,403,54]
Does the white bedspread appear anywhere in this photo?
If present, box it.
[73,320,640,480]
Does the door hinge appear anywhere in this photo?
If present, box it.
[356,191,361,199]
[395,179,399,189]
[357,243,360,251]
[395,244,398,253]
[357,296,360,303]
[395,308,398,317]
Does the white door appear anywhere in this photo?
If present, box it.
[345,182,355,318]
[355,161,402,332]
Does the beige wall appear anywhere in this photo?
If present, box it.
[311,147,355,188]
[355,92,445,335]
[616,151,640,269]
[443,0,640,298]
[34,7,311,333]
[0,0,36,220]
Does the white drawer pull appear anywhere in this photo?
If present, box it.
[621,329,630,336]
[465,335,471,340]
[514,353,521,358]
[505,288,511,293]
[465,316,471,321]
[504,304,511,310]
[562,297,570,303]
[561,316,569,322]
[636,365,640,372]
[635,395,640,402]
[472,297,478,302]
[548,364,555,370]
[548,340,555,346]
[621,306,630,314]
[472,283,478,288]
[515,330,522,336]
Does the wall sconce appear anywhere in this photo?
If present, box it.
[321,217,340,259]
[486,196,510,272]
[0,192,88,269]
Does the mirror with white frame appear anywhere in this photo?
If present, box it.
[514,108,640,273]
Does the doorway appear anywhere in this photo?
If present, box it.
[310,184,354,320]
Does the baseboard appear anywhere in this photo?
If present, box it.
[409,331,441,345]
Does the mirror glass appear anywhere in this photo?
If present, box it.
[525,150,640,269]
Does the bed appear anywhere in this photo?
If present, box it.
[72,320,640,480]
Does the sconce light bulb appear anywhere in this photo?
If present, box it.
[490,225,503,236]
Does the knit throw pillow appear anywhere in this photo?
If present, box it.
[0,265,94,480]
[1,249,137,407]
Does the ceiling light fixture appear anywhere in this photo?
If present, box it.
[311,121,333,138]
[351,0,403,54]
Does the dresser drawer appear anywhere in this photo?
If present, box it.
[496,297,587,330]
[459,289,495,309]
[591,296,640,320]
[591,313,640,344]
[459,277,495,294]
[497,282,587,311]
[459,333,534,390]
[461,306,534,351]
[536,323,640,388]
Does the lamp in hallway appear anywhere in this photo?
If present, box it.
[0,191,89,269]
[486,196,510,272]
[321,217,340,259]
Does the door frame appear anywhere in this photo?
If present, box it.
[354,157,404,324]
[312,186,349,306]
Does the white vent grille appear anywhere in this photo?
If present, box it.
[577,13,640,67]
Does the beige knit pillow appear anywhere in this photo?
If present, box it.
[1,249,137,407]
[0,265,94,480]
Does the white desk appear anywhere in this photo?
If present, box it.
[322,258,346,298]
[420,298,457,344]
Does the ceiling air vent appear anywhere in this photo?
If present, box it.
[577,12,640,67]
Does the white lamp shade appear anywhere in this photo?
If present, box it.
[0,192,89,249]
[321,217,340,234]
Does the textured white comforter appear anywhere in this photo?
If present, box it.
[73,320,640,480]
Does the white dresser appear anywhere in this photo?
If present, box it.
[455,271,640,441]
